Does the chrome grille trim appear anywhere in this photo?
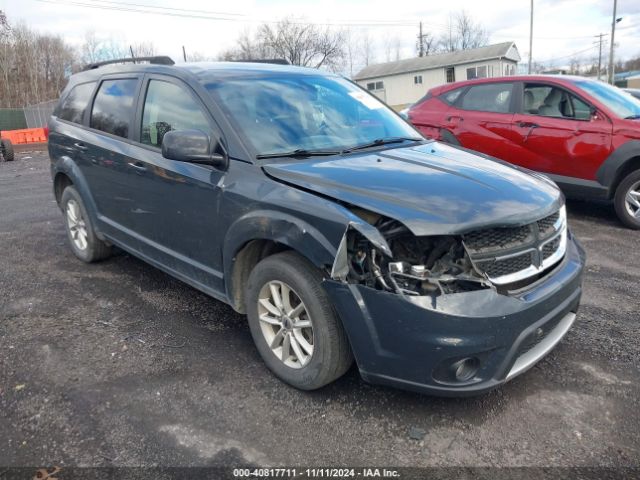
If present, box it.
[463,206,567,286]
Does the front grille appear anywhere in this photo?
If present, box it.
[464,225,532,252]
[475,252,534,278]
[542,236,562,260]
[463,207,566,286]
[538,211,560,238]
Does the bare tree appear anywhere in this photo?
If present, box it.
[130,41,156,58]
[416,31,436,57]
[0,16,75,107]
[359,30,375,67]
[81,30,126,65]
[438,10,489,52]
[221,18,345,71]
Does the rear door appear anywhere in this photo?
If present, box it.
[510,82,613,179]
[446,82,518,160]
[80,75,143,240]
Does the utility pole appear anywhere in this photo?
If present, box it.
[417,22,424,57]
[608,0,617,85]
[528,0,533,74]
[594,33,607,80]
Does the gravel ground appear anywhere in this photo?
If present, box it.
[0,150,639,469]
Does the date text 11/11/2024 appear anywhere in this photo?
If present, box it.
[232,468,401,478]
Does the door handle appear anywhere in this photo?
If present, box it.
[517,121,538,128]
[73,142,88,151]
[446,116,464,123]
[128,162,147,173]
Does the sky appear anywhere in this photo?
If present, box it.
[1,0,639,72]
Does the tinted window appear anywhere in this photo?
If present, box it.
[90,79,138,138]
[141,80,210,148]
[524,84,592,120]
[442,88,463,105]
[58,82,95,124]
[460,83,513,113]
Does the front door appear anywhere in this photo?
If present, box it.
[123,75,228,291]
[510,82,613,179]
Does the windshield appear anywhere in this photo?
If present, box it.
[573,79,640,119]
[204,74,420,157]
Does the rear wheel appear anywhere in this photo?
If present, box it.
[614,170,640,229]
[61,186,112,262]
[245,251,353,390]
[0,139,14,161]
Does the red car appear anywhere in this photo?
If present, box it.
[408,75,640,229]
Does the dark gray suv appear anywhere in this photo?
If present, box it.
[48,57,585,396]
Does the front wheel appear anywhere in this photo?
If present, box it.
[245,251,353,390]
[614,170,640,229]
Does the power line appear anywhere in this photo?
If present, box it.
[536,45,600,64]
[35,0,447,28]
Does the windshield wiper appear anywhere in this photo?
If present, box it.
[341,137,423,154]
[256,148,341,159]
[624,115,640,119]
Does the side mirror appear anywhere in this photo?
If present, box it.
[161,129,228,170]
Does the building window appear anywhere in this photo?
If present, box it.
[466,66,488,80]
[366,82,375,91]
[366,81,384,91]
[446,67,455,83]
[375,81,384,90]
[414,75,423,85]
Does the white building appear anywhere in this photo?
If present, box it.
[354,42,521,110]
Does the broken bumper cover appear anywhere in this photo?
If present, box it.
[323,232,585,396]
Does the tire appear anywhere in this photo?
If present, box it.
[1,139,14,161]
[614,170,640,230]
[60,186,112,262]
[245,251,353,390]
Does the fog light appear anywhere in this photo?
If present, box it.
[451,357,480,381]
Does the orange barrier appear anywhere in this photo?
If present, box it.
[2,127,48,144]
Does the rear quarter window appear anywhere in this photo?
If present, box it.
[57,82,96,124]
[90,79,138,138]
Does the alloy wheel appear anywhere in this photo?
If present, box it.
[257,280,314,368]
[625,181,640,219]
[66,199,88,251]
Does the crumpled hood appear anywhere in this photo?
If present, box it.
[263,142,563,236]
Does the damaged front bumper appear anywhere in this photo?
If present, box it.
[323,232,585,396]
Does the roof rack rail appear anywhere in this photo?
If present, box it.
[230,59,291,65]
[83,56,175,71]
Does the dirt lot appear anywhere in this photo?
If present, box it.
[1,150,639,469]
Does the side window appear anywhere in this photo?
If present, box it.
[524,84,592,120]
[442,88,463,105]
[460,83,513,113]
[90,79,138,138]
[570,95,592,120]
[58,82,96,124]
[141,80,211,148]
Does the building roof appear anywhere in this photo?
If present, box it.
[354,42,519,80]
